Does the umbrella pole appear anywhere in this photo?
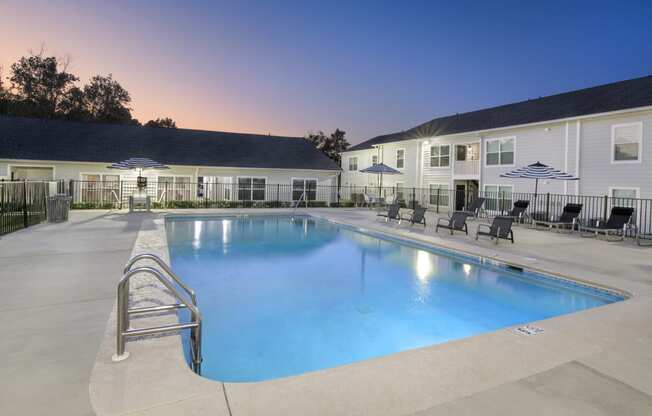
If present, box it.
[534,178,539,218]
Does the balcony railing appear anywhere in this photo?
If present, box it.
[454,159,480,176]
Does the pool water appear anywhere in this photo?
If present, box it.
[165,215,622,382]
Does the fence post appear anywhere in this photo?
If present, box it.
[22,181,28,228]
[545,193,550,221]
[68,179,75,200]
[603,195,608,222]
[411,187,416,210]
[500,191,505,215]
[276,184,280,208]
[436,188,440,214]
[119,180,123,210]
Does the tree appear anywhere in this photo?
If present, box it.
[82,74,134,123]
[58,86,89,121]
[305,128,349,166]
[9,53,78,118]
[145,117,177,128]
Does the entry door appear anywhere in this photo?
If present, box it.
[455,184,466,211]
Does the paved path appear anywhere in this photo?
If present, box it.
[0,211,146,416]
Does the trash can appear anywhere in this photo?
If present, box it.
[46,194,72,223]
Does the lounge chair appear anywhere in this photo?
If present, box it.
[377,203,400,223]
[436,211,471,235]
[475,216,515,244]
[531,203,583,232]
[503,200,530,223]
[456,197,486,219]
[578,206,634,241]
[400,206,427,227]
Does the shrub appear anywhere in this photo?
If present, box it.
[71,202,116,210]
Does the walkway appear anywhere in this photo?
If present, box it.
[0,211,146,416]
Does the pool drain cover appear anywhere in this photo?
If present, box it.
[513,325,545,336]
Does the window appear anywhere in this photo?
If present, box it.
[611,188,638,200]
[348,157,358,171]
[610,187,639,225]
[158,176,192,201]
[429,184,449,206]
[486,137,515,166]
[238,177,266,201]
[430,144,450,167]
[395,182,405,202]
[292,178,317,201]
[371,155,378,166]
[396,149,405,169]
[80,174,120,204]
[484,185,513,212]
[612,122,642,162]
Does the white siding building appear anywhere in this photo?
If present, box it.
[341,76,652,207]
[0,116,340,206]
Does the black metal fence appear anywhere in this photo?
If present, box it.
[62,180,652,236]
[0,181,49,236]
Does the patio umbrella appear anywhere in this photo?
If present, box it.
[108,157,170,190]
[107,157,170,172]
[359,162,402,190]
[499,161,578,195]
[500,161,579,216]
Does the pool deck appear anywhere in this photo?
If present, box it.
[3,208,652,415]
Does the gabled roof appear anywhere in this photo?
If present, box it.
[348,75,652,151]
[0,116,340,171]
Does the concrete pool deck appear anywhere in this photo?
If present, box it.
[3,208,652,415]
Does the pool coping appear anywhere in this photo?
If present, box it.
[89,209,646,416]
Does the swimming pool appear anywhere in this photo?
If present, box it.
[165,215,623,382]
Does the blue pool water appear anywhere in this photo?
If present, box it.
[166,215,622,382]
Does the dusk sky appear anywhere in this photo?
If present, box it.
[2,0,651,144]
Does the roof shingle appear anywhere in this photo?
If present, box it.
[0,116,340,171]
[348,75,652,151]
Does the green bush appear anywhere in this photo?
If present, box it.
[71,202,116,210]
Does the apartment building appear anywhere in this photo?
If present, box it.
[341,76,652,209]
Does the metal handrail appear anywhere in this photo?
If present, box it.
[291,191,306,217]
[124,253,197,306]
[113,265,202,374]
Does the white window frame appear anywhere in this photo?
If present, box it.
[371,154,378,166]
[429,144,451,168]
[291,177,318,201]
[428,183,450,206]
[611,122,642,164]
[609,186,640,199]
[396,148,405,169]
[156,174,193,201]
[236,176,267,201]
[483,184,514,213]
[77,172,122,204]
[348,157,358,171]
[485,137,516,167]
[395,182,405,201]
[9,163,57,180]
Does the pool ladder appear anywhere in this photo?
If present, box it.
[112,253,202,374]
[291,191,307,219]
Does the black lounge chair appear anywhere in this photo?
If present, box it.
[400,206,427,227]
[377,203,400,223]
[475,216,515,244]
[531,203,583,232]
[504,200,530,223]
[578,206,634,241]
[436,211,471,235]
[458,197,486,219]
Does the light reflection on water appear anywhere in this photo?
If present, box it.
[166,215,622,382]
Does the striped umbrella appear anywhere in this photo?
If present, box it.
[107,157,170,171]
[359,162,402,189]
[500,161,579,196]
